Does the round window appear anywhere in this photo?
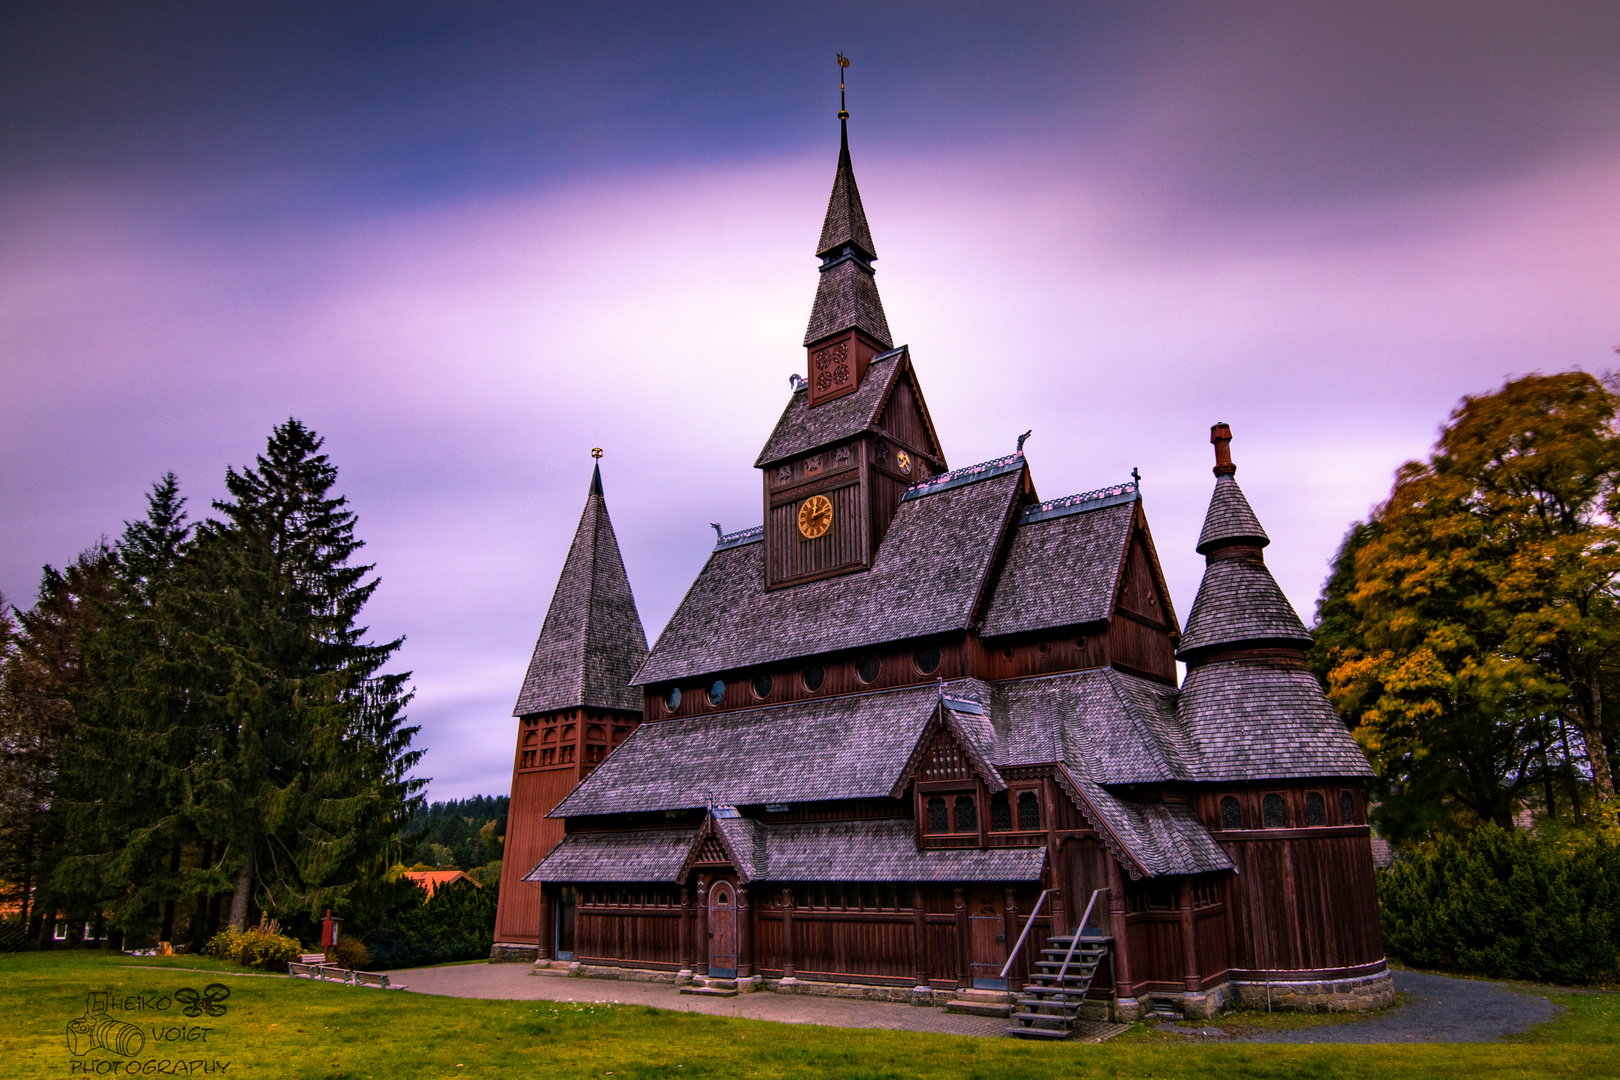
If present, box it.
[914,646,941,675]
[752,672,773,699]
[707,680,726,706]
[664,686,681,711]
[857,654,881,684]
[802,664,825,692]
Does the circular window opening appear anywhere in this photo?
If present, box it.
[802,664,825,692]
[752,672,774,699]
[707,680,725,707]
[1038,642,1050,655]
[664,686,682,712]
[857,654,881,684]
[1001,648,1015,661]
[914,646,941,675]
[1075,635,1088,651]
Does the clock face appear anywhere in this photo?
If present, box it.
[797,494,833,539]
[896,450,913,476]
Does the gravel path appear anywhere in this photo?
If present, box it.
[1201,970,1562,1044]
[396,963,1564,1044]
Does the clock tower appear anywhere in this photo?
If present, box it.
[754,104,945,589]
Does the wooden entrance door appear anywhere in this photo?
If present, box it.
[708,881,738,977]
[968,889,1007,988]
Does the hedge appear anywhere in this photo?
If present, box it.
[1378,821,1620,984]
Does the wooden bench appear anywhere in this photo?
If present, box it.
[286,962,405,989]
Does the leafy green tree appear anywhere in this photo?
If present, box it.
[188,419,422,928]
[1316,372,1620,836]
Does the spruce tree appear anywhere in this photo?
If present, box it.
[191,419,422,927]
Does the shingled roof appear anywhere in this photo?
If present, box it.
[804,119,892,348]
[512,465,649,715]
[1176,555,1313,658]
[1062,775,1234,878]
[997,668,1196,785]
[1196,475,1269,555]
[1177,658,1373,780]
[633,467,1024,684]
[550,683,952,817]
[525,818,1045,884]
[755,350,937,468]
[981,497,1137,638]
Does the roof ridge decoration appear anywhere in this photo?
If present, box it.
[714,525,764,551]
[902,452,1024,502]
[1020,479,1139,525]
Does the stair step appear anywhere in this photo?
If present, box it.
[1006,1025,1073,1040]
[945,1001,1011,1018]
[678,986,738,998]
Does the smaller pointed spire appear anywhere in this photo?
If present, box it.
[589,448,604,497]
[1196,426,1268,555]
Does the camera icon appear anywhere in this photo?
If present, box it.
[66,992,144,1057]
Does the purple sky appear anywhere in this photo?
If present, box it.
[4,2,1619,800]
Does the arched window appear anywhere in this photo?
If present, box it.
[926,797,948,834]
[1339,790,1355,824]
[954,795,977,833]
[1018,791,1041,830]
[990,791,1012,831]
[1220,796,1241,829]
[1263,793,1287,828]
[1305,792,1326,826]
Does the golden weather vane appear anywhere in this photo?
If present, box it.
[837,52,850,119]
[591,447,603,459]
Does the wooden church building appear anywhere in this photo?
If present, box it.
[491,103,1392,1028]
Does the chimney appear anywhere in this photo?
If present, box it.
[1210,423,1236,477]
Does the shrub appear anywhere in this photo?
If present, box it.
[1378,821,1620,984]
[327,936,369,969]
[203,918,304,973]
[347,876,497,970]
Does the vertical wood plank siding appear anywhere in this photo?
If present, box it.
[577,908,683,967]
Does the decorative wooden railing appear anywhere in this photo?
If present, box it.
[998,889,1052,982]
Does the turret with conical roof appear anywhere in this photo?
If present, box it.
[1177,424,1312,665]
[1175,425,1372,782]
[802,70,893,407]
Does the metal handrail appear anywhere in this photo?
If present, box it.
[1054,889,1107,990]
[996,888,1052,981]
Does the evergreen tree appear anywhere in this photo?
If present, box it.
[189,419,422,927]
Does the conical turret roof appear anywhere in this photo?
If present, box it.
[803,119,892,349]
[1177,433,1311,661]
[513,465,649,715]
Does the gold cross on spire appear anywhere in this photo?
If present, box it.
[837,52,850,119]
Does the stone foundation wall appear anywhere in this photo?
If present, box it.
[1228,968,1395,1012]
[489,943,540,963]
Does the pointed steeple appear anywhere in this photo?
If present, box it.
[1177,425,1312,663]
[513,457,649,715]
[802,60,892,407]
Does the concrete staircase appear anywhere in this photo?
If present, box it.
[1005,933,1110,1040]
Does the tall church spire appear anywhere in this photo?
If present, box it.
[802,55,892,406]
[512,455,649,715]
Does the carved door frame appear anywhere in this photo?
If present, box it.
[968,888,1008,989]
[708,879,738,978]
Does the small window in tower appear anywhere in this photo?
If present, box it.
[1220,796,1241,829]
[1339,790,1355,825]
[1018,791,1041,830]
[520,750,536,768]
[990,791,1012,831]
[926,797,948,834]
[802,664,825,692]
[915,646,941,675]
[1263,793,1287,828]
[752,672,773,699]
[665,686,681,712]
[954,795,978,833]
[857,654,881,683]
[1305,792,1326,826]
[708,680,726,707]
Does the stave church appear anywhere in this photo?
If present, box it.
[489,87,1391,1031]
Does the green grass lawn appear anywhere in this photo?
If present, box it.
[1,952,1613,1079]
